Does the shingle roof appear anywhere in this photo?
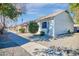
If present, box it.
[35,10,66,22]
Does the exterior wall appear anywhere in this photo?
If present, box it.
[37,11,74,37]
[54,12,74,36]
[35,22,41,34]
[37,17,54,36]
[48,19,54,37]
[37,20,49,35]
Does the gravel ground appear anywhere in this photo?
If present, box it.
[36,33,79,49]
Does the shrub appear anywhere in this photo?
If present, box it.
[40,31,45,36]
[28,21,39,33]
[67,30,71,34]
[19,28,25,33]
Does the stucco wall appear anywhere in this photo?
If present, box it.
[37,11,74,37]
[54,12,74,36]
[48,20,54,36]
[37,19,50,35]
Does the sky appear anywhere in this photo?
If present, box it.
[14,3,69,25]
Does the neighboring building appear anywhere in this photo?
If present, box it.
[35,10,74,38]
[10,22,29,33]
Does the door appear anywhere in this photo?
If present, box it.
[41,22,48,34]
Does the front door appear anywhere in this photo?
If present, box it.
[42,22,48,34]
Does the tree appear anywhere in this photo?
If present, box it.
[0,3,21,34]
[28,21,39,34]
[70,3,79,24]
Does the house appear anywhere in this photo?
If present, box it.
[10,22,29,33]
[35,10,74,38]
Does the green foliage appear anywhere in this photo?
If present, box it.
[68,30,71,34]
[70,3,79,24]
[76,19,79,24]
[0,3,21,20]
[70,3,79,12]
[28,21,39,33]
[67,30,71,34]
[19,28,25,33]
[40,31,45,36]
[0,3,21,34]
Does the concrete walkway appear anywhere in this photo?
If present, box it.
[8,32,47,56]
[21,42,47,56]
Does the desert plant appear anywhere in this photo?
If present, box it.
[67,30,71,34]
[28,21,39,33]
[19,28,25,33]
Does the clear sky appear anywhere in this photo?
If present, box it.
[16,3,69,25]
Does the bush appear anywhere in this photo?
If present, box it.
[28,21,39,33]
[40,31,45,36]
[19,28,25,33]
[67,30,71,34]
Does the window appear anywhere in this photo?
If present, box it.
[42,22,47,28]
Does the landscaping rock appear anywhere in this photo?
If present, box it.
[33,47,79,56]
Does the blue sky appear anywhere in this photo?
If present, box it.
[16,3,69,25]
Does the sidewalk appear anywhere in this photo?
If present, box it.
[21,42,47,56]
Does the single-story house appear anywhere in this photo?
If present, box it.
[10,22,29,33]
[35,10,74,38]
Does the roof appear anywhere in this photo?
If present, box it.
[35,10,68,22]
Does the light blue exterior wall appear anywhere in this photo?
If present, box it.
[54,12,74,37]
[48,19,54,37]
[37,20,49,35]
[37,11,74,38]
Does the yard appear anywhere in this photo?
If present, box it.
[16,32,79,49]
[36,33,79,49]
[0,31,79,56]
[16,32,79,56]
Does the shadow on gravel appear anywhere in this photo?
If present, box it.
[28,35,52,41]
[0,32,30,49]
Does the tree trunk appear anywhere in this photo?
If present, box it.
[0,16,5,34]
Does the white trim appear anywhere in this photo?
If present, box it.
[53,17,56,38]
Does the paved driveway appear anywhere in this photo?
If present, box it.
[0,32,31,56]
[7,32,48,56]
[8,32,30,46]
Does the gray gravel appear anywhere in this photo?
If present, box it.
[33,47,79,56]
